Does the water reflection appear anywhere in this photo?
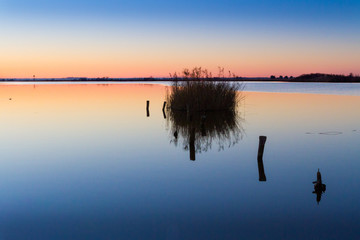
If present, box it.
[166,109,244,160]
[313,169,326,204]
[0,83,359,238]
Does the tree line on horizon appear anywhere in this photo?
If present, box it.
[291,73,360,82]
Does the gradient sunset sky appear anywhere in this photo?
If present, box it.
[1,0,359,78]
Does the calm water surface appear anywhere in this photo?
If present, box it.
[0,83,359,239]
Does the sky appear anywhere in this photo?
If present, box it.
[0,0,359,78]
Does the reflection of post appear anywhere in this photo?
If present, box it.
[190,128,196,161]
[162,101,167,119]
[146,100,150,117]
[257,136,267,181]
[163,110,166,119]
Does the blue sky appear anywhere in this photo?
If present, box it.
[3,0,359,23]
[1,0,359,77]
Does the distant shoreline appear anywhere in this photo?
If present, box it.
[1,74,359,83]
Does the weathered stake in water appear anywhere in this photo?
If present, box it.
[162,101,167,119]
[257,136,267,182]
[146,100,150,117]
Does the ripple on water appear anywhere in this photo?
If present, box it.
[318,131,343,135]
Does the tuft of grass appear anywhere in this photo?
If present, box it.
[167,67,243,112]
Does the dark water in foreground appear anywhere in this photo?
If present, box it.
[0,83,359,239]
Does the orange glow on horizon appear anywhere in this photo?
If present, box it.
[1,45,359,78]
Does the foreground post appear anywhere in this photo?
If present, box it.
[146,100,150,117]
[312,169,326,204]
[257,136,267,181]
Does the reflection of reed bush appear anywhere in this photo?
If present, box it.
[166,67,244,153]
[167,110,244,152]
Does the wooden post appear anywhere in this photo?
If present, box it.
[258,136,266,159]
[257,136,267,181]
[162,101,167,111]
[146,100,150,117]
[162,101,167,119]
[313,169,326,204]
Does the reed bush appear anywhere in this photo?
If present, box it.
[167,67,243,112]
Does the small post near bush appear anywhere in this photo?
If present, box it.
[162,101,167,111]
[146,100,150,117]
[162,101,167,119]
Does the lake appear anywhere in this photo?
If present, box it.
[0,82,359,239]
